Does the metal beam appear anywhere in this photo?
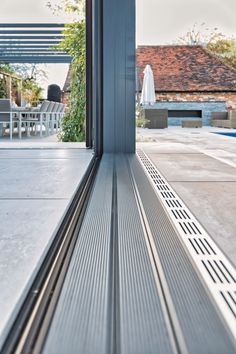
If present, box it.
[0,36,64,40]
[0,41,61,45]
[0,23,65,28]
[0,55,71,59]
[0,50,66,54]
[0,23,70,63]
[0,30,64,35]
[0,54,70,57]
[0,58,72,63]
[0,53,69,57]
[1,47,65,52]
[0,46,59,50]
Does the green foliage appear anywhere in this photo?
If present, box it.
[136,118,150,128]
[0,63,45,103]
[0,64,15,74]
[176,23,236,70]
[58,20,86,142]
[0,64,14,98]
[22,78,44,106]
[207,39,236,69]
[47,0,85,18]
[136,107,149,128]
[0,76,7,98]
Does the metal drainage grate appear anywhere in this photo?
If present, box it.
[137,149,236,340]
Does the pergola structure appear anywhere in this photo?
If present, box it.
[0,24,72,63]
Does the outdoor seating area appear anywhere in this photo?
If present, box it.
[144,108,168,128]
[0,99,66,139]
[181,119,202,128]
[142,107,236,130]
[211,110,236,128]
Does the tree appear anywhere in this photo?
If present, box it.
[177,23,224,46]
[12,64,47,83]
[207,39,236,69]
[0,62,46,103]
[22,78,44,106]
[176,23,236,70]
[47,0,85,19]
[58,20,86,141]
[0,64,15,98]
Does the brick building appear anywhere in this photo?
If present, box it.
[61,66,72,105]
[137,45,236,125]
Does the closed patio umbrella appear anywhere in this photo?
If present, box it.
[140,64,156,105]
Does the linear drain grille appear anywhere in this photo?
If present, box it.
[137,149,236,338]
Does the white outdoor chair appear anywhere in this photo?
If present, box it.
[49,102,60,134]
[50,103,65,134]
[18,100,51,138]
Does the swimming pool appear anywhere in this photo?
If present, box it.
[215,132,236,138]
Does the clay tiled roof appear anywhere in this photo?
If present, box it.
[136,45,236,92]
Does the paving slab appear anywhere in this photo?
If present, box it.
[0,199,69,348]
[0,149,91,159]
[0,156,91,199]
[137,142,198,154]
[147,153,236,182]
[170,182,236,267]
[140,127,236,269]
[0,147,93,349]
[0,141,85,149]
[199,150,236,168]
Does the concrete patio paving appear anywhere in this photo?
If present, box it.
[0,144,93,348]
[0,126,235,348]
[137,126,236,267]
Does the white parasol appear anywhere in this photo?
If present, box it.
[140,64,156,105]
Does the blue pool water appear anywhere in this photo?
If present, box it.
[215,132,236,138]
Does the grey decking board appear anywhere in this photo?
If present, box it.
[130,155,236,354]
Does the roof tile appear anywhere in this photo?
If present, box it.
[136,45,236,92]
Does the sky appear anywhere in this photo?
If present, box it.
[0,0,236,95]
[136,0,236,45]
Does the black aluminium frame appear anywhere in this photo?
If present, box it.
[86,0,103,156]
[86,0,93,149]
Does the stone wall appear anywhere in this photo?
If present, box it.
[156,92,236,109]
[146,101,227,126]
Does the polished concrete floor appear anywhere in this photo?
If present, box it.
[138,126,236,268]
[0,145,93,348]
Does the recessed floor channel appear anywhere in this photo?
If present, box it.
[40,154,235,354]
